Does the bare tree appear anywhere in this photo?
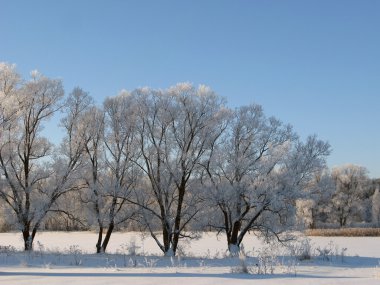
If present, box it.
[132,84,227,256]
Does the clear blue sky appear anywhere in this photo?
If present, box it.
[1,0,379,177]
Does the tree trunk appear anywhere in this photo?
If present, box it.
[227,220,241,255]
[22,228,33,251]
[171,233,179,257]
[228,242,240,255]
[101,222,114,253]
[162,221,172,255]
[339,215,347,227]
[164,247,174,257]
[310,208,316,229]
[171,180,186,256]
[171,225,180,256]
[96,226,103,253]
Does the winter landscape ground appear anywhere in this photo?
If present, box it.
[0,231,379,284]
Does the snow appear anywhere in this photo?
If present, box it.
[0,231,379,284]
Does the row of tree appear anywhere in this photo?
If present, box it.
[0,62,332,255]
[297,165,380,229]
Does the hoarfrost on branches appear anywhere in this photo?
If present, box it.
[202,104,330,254]
[372,188,380,226]
[0,62,340,256]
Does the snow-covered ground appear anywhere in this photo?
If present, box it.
[0,231,379,284]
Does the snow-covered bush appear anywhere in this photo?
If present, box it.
[315,240,347,263]
[288,237,313,261]
[144,257,158,268]
[255,243,280,275]
[67,245,82,266]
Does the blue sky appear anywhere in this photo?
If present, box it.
[1,0,379,177]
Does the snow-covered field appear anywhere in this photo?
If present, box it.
[0,231,379,284]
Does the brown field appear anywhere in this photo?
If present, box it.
[305,227,380,237]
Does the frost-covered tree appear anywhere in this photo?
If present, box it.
[329,164,370,227]
[203,104,330,254]
[78,91,140,253]
[296,199,315,228]
[296,169,334,229]
[372,187,380,226]
[132,84,227,256]
[79,105,106,252]
[0,63,20,128]
[203,104,293,254]
[43,189,86,231]
[49,87,96,228]
[0,68,67,250]
[93,93,139,253]
[0,63,21,231]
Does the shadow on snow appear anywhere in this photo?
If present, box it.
[0,271,363,280]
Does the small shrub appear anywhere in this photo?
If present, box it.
[256,244,279,275]
[144,257,158,268]
[119,241,140,267]
[315,240,334,261]
[316,245,332,261]
[288,237,312,261]
[105,257,116,268]
[36,241,45,258]
[0,245,16,255]
[340,247,347,263]
[128,257,137,267]
[67,245,82,266]
[127,238,140,256]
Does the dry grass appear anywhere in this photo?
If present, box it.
[305,228,380,237]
